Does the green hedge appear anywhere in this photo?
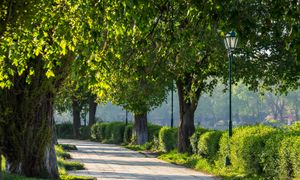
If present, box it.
[228,125,276,174]
[159,127,178,152]
[148,124,162,140]
[79,126,91,140]
[215,125,300,179]
[56,123,73,139]
[108,122,126,144]
[261,131,300,179]
[189,127,207,154]
[123,124,133,144]
[91,122,125,144]
[198,130,222,162]
[286,121,300,132]
[90,122,102,141]
[278,135,300,179]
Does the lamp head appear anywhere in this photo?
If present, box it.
[224,31,238,51]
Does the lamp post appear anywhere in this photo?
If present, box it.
[224,31,238,166]
[171,82,174,128]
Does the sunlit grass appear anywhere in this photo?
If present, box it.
[158,150,263,180]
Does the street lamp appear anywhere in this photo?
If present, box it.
[224,31,238,166]
[171,82,174,128]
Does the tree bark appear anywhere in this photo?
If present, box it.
[133,112,148,145]
[0,147,2,180]
[2,91,59,179]
[88,95,97,127]
[177,80,197,153]
[72,97,81,139]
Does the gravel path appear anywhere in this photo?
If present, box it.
[58,139,217,180]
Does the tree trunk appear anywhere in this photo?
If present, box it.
[88,95,97,127]
[72,97,81,139]
[2,91,59,179]
[177,80,197,153]
[133,112,148,145]
[0,148,2,180]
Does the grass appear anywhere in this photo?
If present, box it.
[125,142,157,152]
[158,150,263,180]
[60,144,77,151]
[55,145,71,159]
[57,157,84,171]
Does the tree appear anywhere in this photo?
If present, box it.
[93,0,300,153]
[89,52,172,144]
[0,0,106,177]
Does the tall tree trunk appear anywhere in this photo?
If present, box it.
[133,112,148,145]
[0,147,2,180]
[177,80,197,153]
[72,97,81,139]
[2,91,59,179]
[88,95,97,127]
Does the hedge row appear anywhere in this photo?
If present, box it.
[189,123,300,179]
[90,122,178,153]
[56,123,91,140]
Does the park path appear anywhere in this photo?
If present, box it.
[58,139,217,180]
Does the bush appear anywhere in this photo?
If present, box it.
[260,130,300,179]
[91,122,112,142]
[198,130,222,161]
[228,125,276,174]
[109,122,126,144]
[90,122,101,141]
[92,122,125,144]
[148,124,162,140]
[79,126,91,140]
[278,135,300,179]
[56,123,73,139]
[159,127,178,152]
[215,131,229,169]
[123,124,133,144]
[286,121,300,132]
[189,127,207,154]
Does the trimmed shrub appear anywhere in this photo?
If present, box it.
[198,130,222,161]
[159,127,178,152]
[98,123,109,141]
[260,130,300,178]
[123,124,133,144]
[56,123,73,139]
[215,131,229,169]
[104,122,113,142]
[278,135,300,179]
[148,124,162,140]
[79,126,91,140]
[229,125,276,174]
[90,122,102,141]
[109,122,126,144]
[286,121,300,132]
[190,127,207,154]
[260,132,286,178]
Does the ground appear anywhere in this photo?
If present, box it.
[58,139,216,180]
